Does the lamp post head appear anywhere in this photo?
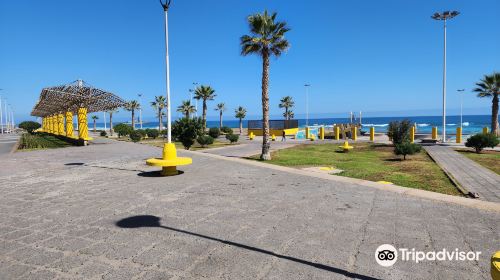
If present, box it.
[304,84,311,87]
[457,89,465,92]
[159,0,172,11]
[431,10,460,20]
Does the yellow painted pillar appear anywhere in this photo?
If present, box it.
[54,115,60,135]
[335,126,340,140]
[410,126,415,143]
[41,118,45,132]
[305,127,310,139]
[483,127,488,134]
[65,112,74,138]
[49,115,55,134]
[370,127,375,141]
[319,126,324,140]
[432,127,438,140]
[78,107,90,140]
[58,113,65,136]
[456,127,462,144]
[352,126,357,141]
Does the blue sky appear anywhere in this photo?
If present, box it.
[1,0,498,122]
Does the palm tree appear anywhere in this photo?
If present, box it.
[91,115,99,132]
[234,106,247,134]
[194,85,216,131]
[177,100,197,119]
[151,96,167,131]
[107,109,118,136]
[215,103,226,128]
[125,100,141,129]
[473,72,500,136]
[241,11,290,160]
[279,96,295,120]
[284,110,294,120]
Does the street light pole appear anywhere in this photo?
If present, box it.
[0,90,3,134]
[457,89,465,129]
[432,11,459,142]
[304,84,310,126]
[138,93,143,129]
[161,0,172,143]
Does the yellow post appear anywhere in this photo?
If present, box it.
[58,113,65,136]
[78,107,90,140]
[483,127,488,134]
[410,126,415,143]
[66,111,74,138]
[319,126,324,140]
[432,127,438,140]
[305,127,310,139]
[456,127,462,144]
[352,126,357,141]
[49,115,55,134]
[335,126,340,140]
[272,134,276,141]
[370,127,375,141]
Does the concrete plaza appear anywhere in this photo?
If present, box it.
[0,140,498,279]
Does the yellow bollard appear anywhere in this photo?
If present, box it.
[146,143,192,176]
[249,132,254,140]
[310,134,315,141]
[370,127,375,142]
[58,113,65,136]
[352,126,357,141]
[456,127,462,144]
[272,134,276,141]
[305,127,310,139]
[78,107,90,140]
[432,127,438,140]
[335,126,340,141]
[66,111,74,138]
[319,126,324,140]
[410,126,415,143]
[483,127,488,134]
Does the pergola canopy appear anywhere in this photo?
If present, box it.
[31,80,126,117]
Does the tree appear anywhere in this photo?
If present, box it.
[279,96,294,120]
[465,133,499,153]
[234,106,247,134]
[18,121,40,134]
[124,100,140,129]
[241,11,290,160]
[215,103,226,128]
[177,100,196,119]
[91,115,99,132]
[283,110,294,120]
[473,72,500,136]
[194,85,216,132]
[387,120,412,145]
[107,109,118,136]
[151,96,167,132]
[113,123,133,138]
[394,141,422,160]
[171,117,204,150]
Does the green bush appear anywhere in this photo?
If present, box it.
[172,117,204,150]
[129,130,142,142]
[226,133,239,143]
[160,129,168,137]
[18,121,41,134]
[208,127,221,138]
[197,135,214,147]
[136,129,147,138]
[100,131,107,137]
[465,133,499,153]
[18,133,72,150]
[221,126,233,134]
[387,120,412,145]
[146,129,159,139]
[394,141,421,160]
[114,123,133,138]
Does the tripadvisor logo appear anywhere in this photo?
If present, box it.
[375,244,481,267]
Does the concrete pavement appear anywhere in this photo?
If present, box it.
[0,134,19,156]
[0,140,498,279]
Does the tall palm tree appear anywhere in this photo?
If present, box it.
[177,100,197,119]
[241,11,290,160]
[234,106,247,134]
[107,109,118,136]
[125,100,140,129]
[194,85,216,131]
[279,96,295,120]
[91,115,99,132]
[151,95,167,131]
[215,103,226,128]
[473,72,500,136]
[284,110,294,120]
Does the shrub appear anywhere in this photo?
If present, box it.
[197,135,214,147]
[387,120,412,145]
[146,129,159,139]
[221,126,233,134]
[129,130,142,142]
[208,127,221,139]
[100,131,107,137]
[465,133,499,153]
[394,141,421,160]
[172,117,204,150]
[114,123,133,138]
[226,133,239,143]
[135,129,147,138]
[18,121,41,134]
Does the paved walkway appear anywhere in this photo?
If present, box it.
[0,140,498,279]
[424,145,500,203]
[0,134,19,156]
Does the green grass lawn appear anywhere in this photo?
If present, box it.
[18,133,74,150]
[258,143,461,196]
[456,149,500,175]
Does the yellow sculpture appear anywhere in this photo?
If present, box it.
[146,143,193,176]
[66,111,74,138]
[339,141,353,152]
[77,108,91,140]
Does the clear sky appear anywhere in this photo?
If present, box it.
[0,0,498,122]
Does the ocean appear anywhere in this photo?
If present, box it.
[94,115,494,135]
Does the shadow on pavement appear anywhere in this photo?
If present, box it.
[137,170,184,177]
[115,215,379,280]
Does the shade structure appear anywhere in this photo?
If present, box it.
[31,80,126,117]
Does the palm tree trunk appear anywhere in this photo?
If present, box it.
[93,120,96,132]
[131,110,135,130]
[185,112,189,119]
[239,118,243,134]
[492,94,499,136]
[285,107,289,120]
[202,100,208,132]
[261,50,271,160]
[109,113,114,136]
[219,112,222,128]
[158,108,162,132]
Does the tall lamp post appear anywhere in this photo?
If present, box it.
[161,0,172,142]
[138,93,143,129]
[432,10,459,142]
[0,89,3,134]
[304,84,311,126]
[457,89,465,129]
